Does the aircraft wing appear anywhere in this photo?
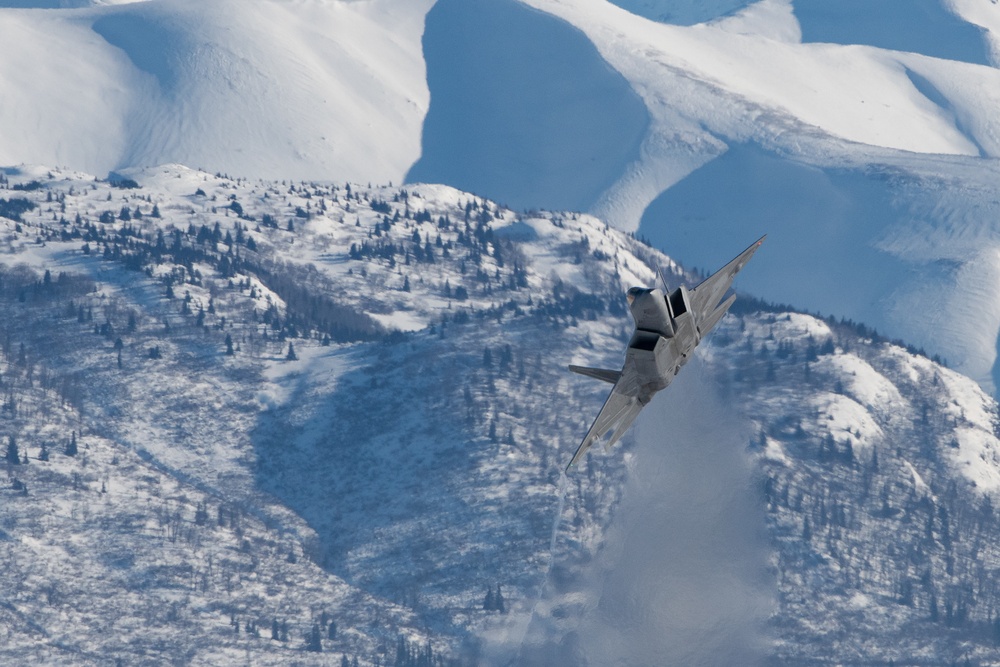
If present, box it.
[566,384,643,470]
[689,235,765,324]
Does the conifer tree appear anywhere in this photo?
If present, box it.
[66,431,78,456]
[5,435,20,465]
[306,623,323,652]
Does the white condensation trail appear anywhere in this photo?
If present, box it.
[576,359,774,666]
[511,470,569,664]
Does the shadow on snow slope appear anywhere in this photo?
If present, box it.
[637,143,908,329]
[605,0,753,26]
[605,0,991,66]
[406,0,649,214]
[92,11,186,92]
[793,0,991,66]
[248,323,593,638]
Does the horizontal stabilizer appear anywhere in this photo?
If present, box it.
[568,365,622,384]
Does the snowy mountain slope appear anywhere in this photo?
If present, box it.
[518,306,1000,665]
[634,145,1000,394]
[6,0,1000,397]
[485,0,1000,395]
[0,324,437,665]
[519,0,1000,226]
[398,0,1000,394]
[0,0,432,183]
[0,164,656,663]
[405,0,650,214]
[3,166,1000,663]
[714,311,1000,665]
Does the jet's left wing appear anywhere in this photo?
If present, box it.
[566,385,643,471]
[689,235,765,325]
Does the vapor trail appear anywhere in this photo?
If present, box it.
[512,470,570,664]
[575,359,773,666]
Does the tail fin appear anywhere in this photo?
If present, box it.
[568,365,622,384]
[698,293,737,336]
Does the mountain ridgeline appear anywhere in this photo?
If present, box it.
[0,166,998,664]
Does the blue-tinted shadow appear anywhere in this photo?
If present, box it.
[794,0,991,65]
[637,144,908,327]
[406,0,649,213]
[92,11,183,92]
[605,0,753,26]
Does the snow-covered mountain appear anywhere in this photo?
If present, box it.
[0,0,432,183]
[1,166,1000,664]
[5,0,1000,398]
[6,0,1000,663]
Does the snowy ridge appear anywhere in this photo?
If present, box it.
[7,0,1000,398]
[1,166,1000,662]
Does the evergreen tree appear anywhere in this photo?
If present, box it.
[286,343,297,361]
[306,623,323,652]
[225,334,235,356]
[271,618,280,640]
[5,435,20,465]
[495,584,505,613]
[66,431,78,456]
[328,620,337,640]
[483,586,495,611]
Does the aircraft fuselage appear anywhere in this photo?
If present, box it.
[623,285,700,405]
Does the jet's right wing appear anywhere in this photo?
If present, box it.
[566,384,643,471]
[689,235,765,325]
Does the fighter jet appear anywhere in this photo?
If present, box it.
[566,236,765,470]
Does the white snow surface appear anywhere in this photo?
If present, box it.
[0,0,432,183]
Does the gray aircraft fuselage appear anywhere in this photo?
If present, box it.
[621,284,698,406]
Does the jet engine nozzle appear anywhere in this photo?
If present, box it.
[626,286,651,305]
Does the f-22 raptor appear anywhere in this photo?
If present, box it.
[566,236,765,471]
